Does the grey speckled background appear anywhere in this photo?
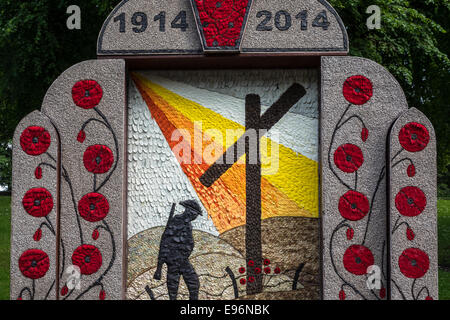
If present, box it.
[41,59,126,300]
[11,111,59,300]
[388,108,438,300]
[321,56,408,300]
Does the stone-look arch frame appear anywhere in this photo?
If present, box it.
[10,0,437,300]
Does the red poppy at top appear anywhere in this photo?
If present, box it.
[338,190,370,221]
[398,248,429,279]
[22,188,54,218]
[398,122,430,153]
[78,192,110,222]
[194,0,250,48]
[72,244,103,275]
[395,186,427,217]
[20,126,51,156]
[72,80,103,109]
[343,75,373,105]
[18,249,50,279]
[334,143,364,173]
[343,245,374,276]
[83,144,114,174]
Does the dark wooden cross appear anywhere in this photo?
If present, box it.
[200,83,306,295]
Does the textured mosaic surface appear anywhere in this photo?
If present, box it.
[388,108,438,300]
[11,111,59,300]
[127,69,319,299]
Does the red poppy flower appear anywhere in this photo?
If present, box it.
[77,130,86,143]
[22,188,54,218]
[274,267,281,274]
[20,126,51,156]
[343,75,373,105]
[78,193,109,222]
[263,259,270,266]
[398,248,429,279]
[238,267,245,274]
[194,0,250,48]
[399,122,430,153]
[254,267,261,274]
[338,191,370,221]
[18,249,50,279]
[339,289,346,300]
[379,287,386,299]
[83,145,114,174]
[346,227,354,240]
[33,228,42,242]
[99,290,106,300]
[92,229,100,240]
[264,267,271,274]
[361,127,369,142]
[72,80,103,109]
[72,244,102,275]
[334,144,364,173]
[240,278,246,285]
[61,285,68,296]
[248,276,255,283]
[343,245,374,276]
[406,227,415,241]
[248,260,254,267]
[395,186,426,217]
[425,296,433,300]
[407,164,416,177]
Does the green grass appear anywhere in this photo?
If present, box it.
[0,196,448,299]
[438,199,450,267]
[0,196,10,300]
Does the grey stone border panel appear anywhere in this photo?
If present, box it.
[97,0,203,55]
[241,0,348,53]
[41,59,126,300]
[388,107,438,300]
[321,56,408,300]
[11,110,60,300]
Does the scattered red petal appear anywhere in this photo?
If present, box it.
[380,287,386,299]
[406,227,415,241]
[361,127,369,142]
[61,285,68,296]
[346,228,354,240]
[407,164,416,177]
[92,229,100,240]
[77,130,86,143]
[35,166,42,179]
[33,228,42,242]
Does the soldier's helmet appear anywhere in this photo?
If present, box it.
[179,200,203,216]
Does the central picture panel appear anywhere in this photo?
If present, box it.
[126,69,320,300]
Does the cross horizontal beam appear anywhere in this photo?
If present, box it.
[199,83,306,187]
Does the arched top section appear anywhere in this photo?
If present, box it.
[97,0,349,56]
[97,0,203,55]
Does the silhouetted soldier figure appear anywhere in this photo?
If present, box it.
[154,200,202,300]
